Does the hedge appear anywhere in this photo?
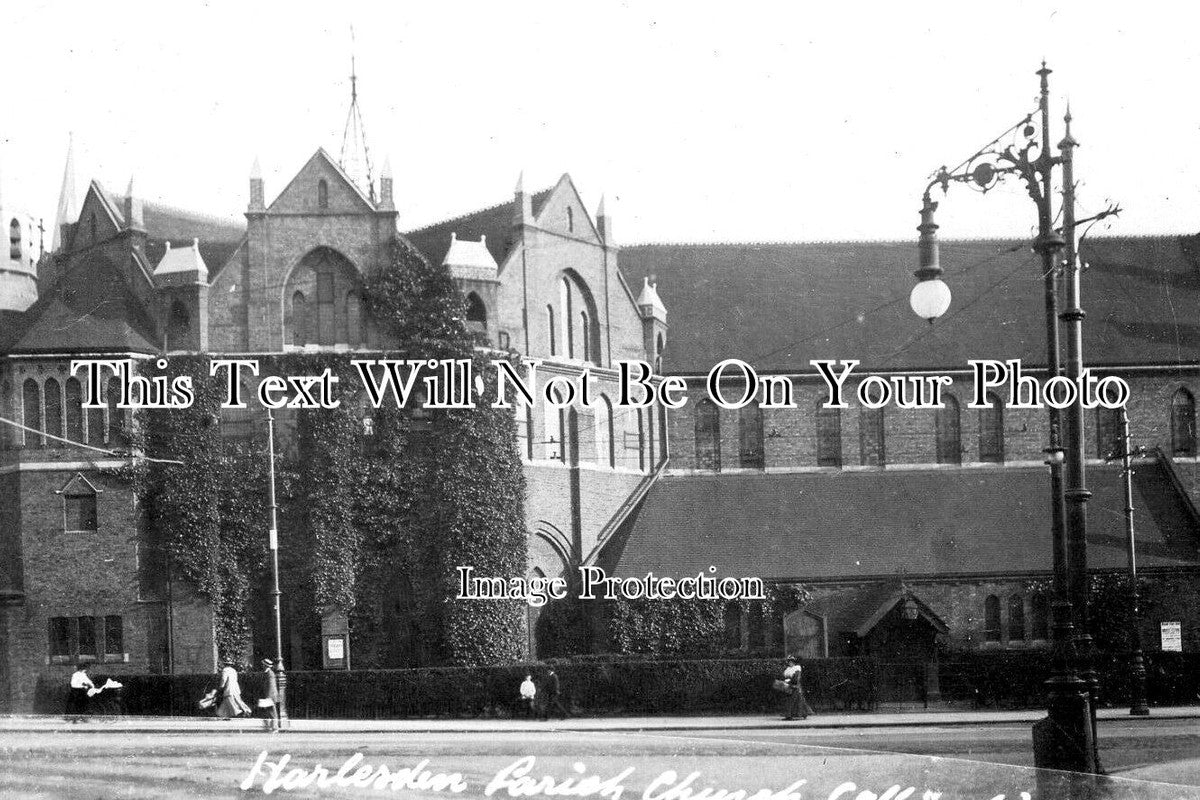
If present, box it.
[33,653,1200,717]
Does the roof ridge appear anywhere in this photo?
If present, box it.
[621,232,1198,248]
[135,198,244,230]
[405,185,554,236]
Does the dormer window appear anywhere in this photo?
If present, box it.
[318,179,329,209]
[9,218,20,260]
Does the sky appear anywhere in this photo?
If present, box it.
[1,1,1198,245]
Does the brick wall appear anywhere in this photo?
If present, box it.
[667,371,1200,472]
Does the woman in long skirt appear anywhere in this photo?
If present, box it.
[257,659,280,732]
[782,655,811,720]
[216,662,252,719]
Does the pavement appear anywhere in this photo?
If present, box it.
[2,704,1198,733]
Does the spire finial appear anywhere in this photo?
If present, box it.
[515,170,525,195]
[339,24,374,201]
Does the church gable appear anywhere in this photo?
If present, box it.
[534,175,600,244]
[267,150,375,215]
[68,184,125,252]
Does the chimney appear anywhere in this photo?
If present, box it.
[249,157,264,211]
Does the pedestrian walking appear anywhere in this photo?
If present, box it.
[539,668,569,720]
[518,674,536,718]
[66,663,94,722]
[256,659,280,732]
[781,655,811,720]
[216,661,252,719]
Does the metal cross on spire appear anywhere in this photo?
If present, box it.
[339,26,375,202]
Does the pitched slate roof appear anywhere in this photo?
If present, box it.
[2,255,159,354]
[405,188,553,268]
[598,461,1200,582]
[618,235,1200,373]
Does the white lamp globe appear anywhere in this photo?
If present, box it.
[909,278,951,322]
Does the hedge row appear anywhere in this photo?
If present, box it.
[34,653,1200,717]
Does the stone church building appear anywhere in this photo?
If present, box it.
[1,136,1199,710]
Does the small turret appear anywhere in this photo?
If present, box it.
[124,175,144,231]
[637,276,668,372]
[379,156,394,211]
[512,171,533,229]
[249,157,265,211]
[597,194,615,245]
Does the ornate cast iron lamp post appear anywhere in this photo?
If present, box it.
[909,63,1118,776]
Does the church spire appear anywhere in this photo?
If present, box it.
[339,26,375,202]
[52,134,77,252]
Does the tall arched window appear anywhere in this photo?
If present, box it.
[318,179,329,209]
[557,272,600,364]
[107,377,125,445]
[87,402,105,446]
[979,392,1005,463]
[739,404,764,469]
[859,406,885,466]
[1172,388,1196,456]
[344,292,363,346]
[285,248,362,347]
[694,399,721,471]
[1030,593,1049,640]
[544,394,563,461]
[580,311,590,362]
[723,602,742,650]
[466,292,487,334]
[9,219,20,260]
[546,305,556,355]
[984,595,1001,642]
[1008,594,1026,641]
[65,378,84,445]
[560,278,573,357]
[44,378,63,448]
[637,407,646,471]
[166,301,191,350]
[816,404,842,467]
[516,401,534,461]
[1096,407,1122,459]
[935,395,962,464]
[655,332,665,373]
[598,396,615,467]
[22,379,42,449]
[291,291,309,346]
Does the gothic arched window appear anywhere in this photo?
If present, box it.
[695,399,721,471]
[9,218,20,260]
[984,595,1001,642]
[936,395,962,464]
[466,292,487,334]
[22,378,42,449]
[546,305,556,355]
[816,403,842,467]
[1031,593,1049,640]
[1172,388,1196,456]
[44,378,63,447]
[1096,406,1123,460]
[597,396,614,467]
[1008,594,1026,641]
[557,272,600,364]
[65,378,84,445]
[291,291,308,346]
[167,301,191,350]
[739,404,764,469]
[979,392,1005,463]
[318,179,329,209]
[859,406,885,466]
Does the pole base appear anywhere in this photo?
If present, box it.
[1034,677,1096,776]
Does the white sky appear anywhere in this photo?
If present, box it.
[2,1,1198,244]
